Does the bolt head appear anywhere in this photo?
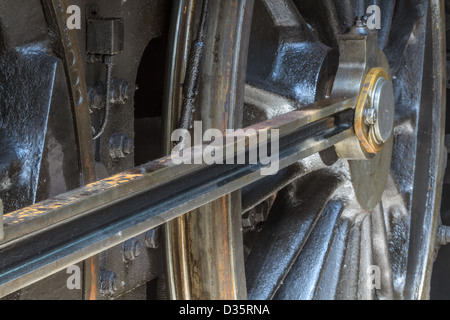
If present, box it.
[122,137,132,155]
[110,133,133,159]
[242,211,254,228]
[122,238,141,262]
[242,203,268,231]
[364,108,378,126]
[145,228,161,249]
[99,271,118,296]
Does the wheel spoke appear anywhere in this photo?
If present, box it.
[336,216,363,300]
[273,200,344,300]
[374,0,397,50]
[292,0,341,48]
[385,0,428,73]
[371,204,396,299]
[314,218,351,300]
[245,171,342,300]
[357,213,374,300]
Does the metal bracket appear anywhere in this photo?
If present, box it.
[87,18,124,56]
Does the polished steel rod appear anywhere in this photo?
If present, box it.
[0,96,356,297]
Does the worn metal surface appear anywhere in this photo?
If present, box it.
[162,0,203,300]
[177,0,209,133]
[41,0,96,186]
[404,0,446,299]
[163,0,254,300]
[182,0,253,300]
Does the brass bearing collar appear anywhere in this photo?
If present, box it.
[355,67,392,154]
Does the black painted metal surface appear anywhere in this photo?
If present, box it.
[246,0,338,105]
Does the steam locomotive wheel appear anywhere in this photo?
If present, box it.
[0,0,446,300]
[163,0,447,300]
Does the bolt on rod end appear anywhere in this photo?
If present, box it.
[355,68,395,155]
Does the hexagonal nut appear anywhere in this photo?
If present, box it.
[242,211,255,229]
[109,78,129,105]
[110,133,133,159]
[122,238,141,262]
[88,82,106,113]
[364,108,378,126]
[99,271,118,297]
[145,227,161,249]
